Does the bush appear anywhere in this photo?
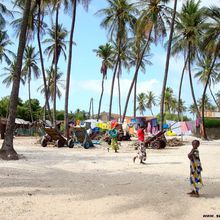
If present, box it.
[204,118,220,128]
[156,113,191,122]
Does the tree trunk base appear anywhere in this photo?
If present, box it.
[0,149,19,160]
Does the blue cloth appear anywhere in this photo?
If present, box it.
[151,118,158,127]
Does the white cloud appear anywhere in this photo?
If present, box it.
[71,78,160,98]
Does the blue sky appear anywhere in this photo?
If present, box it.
[0,0,219,117]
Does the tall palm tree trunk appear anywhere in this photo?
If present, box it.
[133,75,137,119]
[53,4,59,128]
[178,56,188,121]
[97,74,105,121]
[108,58,119,121]
[209,83,220,111]
[43,104,46,121]
[202,55,218,140]
[88,98,92,118]
[28,70,34,123]
[150,106,154,116]
[160,0,178,130]
[122,31,152,123]
[37,0,52,122]
[91,98,94,118]
[0,0,31,160]
[117,60,122,122]
[188,46,200,117]
[64,0,77,138]
[188,44,203,137]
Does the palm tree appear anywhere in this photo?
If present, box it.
[176,98,187,116]
[0,61,25,87]
[189,103,197,119]
[0,2,13,29]
[97,0,137,121]
[88,97,94,118]
[170,97,178,114]
[198,95,215,112]
[44,23,68,125]
[64,0,91,138]
[128,38,152,118]
[11,1,47,41]
[194,54,220,110]
[164,87,174,113]
[137,92,146,116]
[122,0,171,122]
[93,43,114,121]
[177,55,189,121]
[112,40,131,121]
[64,0,76,137]
[215,91,220,109]
[171,0,207,135]
[52,0,61,128]
[145,91,157,116]
[13,0,53,122]
[0,0,31,160]
[36,0,53,123]
[22,45,40,122]
[160,0,178,129]
[38,67,65,102]
[200,6,220,139]
[44,24,68,64]
[0,31,15,65]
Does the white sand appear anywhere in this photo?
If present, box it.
[0,137,219,220]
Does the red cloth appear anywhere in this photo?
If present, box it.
[137,128,144,142]
[111,121,118,129]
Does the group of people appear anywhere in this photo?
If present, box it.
[108,123,203,197]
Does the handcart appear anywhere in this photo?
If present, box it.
[145,130,167,149]
[41,127,74,148]
[72,126,94,149]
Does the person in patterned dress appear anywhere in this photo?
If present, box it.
[187,140,203,197]
[109,123,119,153]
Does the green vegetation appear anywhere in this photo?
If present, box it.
[157,113,191,123]
[0,96,88,122]
[204,118,220,128]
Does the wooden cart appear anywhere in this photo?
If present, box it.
[41,127,74,148]
[72,127,94,149]
[145,130,167,149]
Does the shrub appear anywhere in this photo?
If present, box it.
[204,118,220,128]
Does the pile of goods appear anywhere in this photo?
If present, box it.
[166,138,184,147]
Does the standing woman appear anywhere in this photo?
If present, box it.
[187,140,203,197]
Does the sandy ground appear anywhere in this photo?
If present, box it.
[0,136,219,220]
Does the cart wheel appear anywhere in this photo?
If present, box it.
[151,141,160,149]
[83,141,91,149]
[159,140,166,149]
[56,139,64,148]
[41,136,47,147]
[67,139,74,148]
[117,134,123,141]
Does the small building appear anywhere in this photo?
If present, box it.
[203,111,220,118]
[0,118,31,139]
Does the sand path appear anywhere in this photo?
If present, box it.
[0,137,219,220]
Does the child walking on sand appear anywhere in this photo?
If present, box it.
[137,124,145,144]
[133,124,147,164]
[187,140,203,197]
